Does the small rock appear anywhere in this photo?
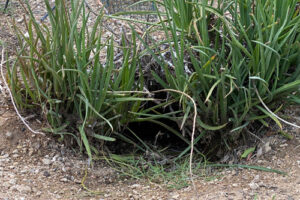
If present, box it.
[62,167,67,172]
[256,148,263,157]
[104,193,111,197]
[28,148,34,156]
[254,175,260,182]
[42,158,52,165]
[29,168,39,174]
[66,175,74,181]
[17,17,24,23]
[74,179,81,184]
[279,143,288,148]
[3,182,11,189]
[32,187,38,193]
[12,154,19,158]
[132,190,138,195]
[57,157,64,162]
[36,191,42,197]
[9,179,17,185]
[32,142,41,150]
[12,185,32,194]
[249,182,259,190]
[7,173,15,178]
[232,183,238,187]
[130,184,141,189]
[5,132,13,140]
[264,142,272,153]
[24,32,29,38]
[171,193,180,199]
[1,154,9,159]
[43,171,51,177]
[60,178,68,183]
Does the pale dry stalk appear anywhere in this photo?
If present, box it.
[0,47,45,135]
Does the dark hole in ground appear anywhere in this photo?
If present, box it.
[109,108,189,155]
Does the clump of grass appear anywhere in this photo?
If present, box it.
[7,0,148,159]
[6,0,298,186]
[138,0,300,156]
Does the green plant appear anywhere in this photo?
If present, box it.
[100,152,204,189]
[6,0,295,188]
[139,0,300,154]
[8,0,147,159]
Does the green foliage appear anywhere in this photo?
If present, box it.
[141,0,300,144]
[8,0,146,159]
[102,154,203,189]
[7,0,300,172]
[241,147,256,159]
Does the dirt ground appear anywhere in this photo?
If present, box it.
[0,1,300,199]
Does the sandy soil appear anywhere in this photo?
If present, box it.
[0,1,299,199]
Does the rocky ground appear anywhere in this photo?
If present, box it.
[0,1,300,199]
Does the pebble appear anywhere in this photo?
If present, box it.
[17,17,24,23]
[5,132,13,140]
[12,150,18,154]
[132,190,138,194]
[253,175,260,182]
[74,179,81,184]
[1,154,9,159]
[60,178,68,183]
[256,148,263,157]
[280,144,288,147]
[42,158,52,165]
[264,142,272,153]
[3,182,11,189]
[171,193,180,199]
[29,168,39,174]
[11,185,32,194]
[28,148,34,156]
[62,167,67,172]
[130,184,141,189]
[43,171,51,177]
[9,179,17,185]
[24,32,30,38]
[249,182,259,190]
[36,191,42,197]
